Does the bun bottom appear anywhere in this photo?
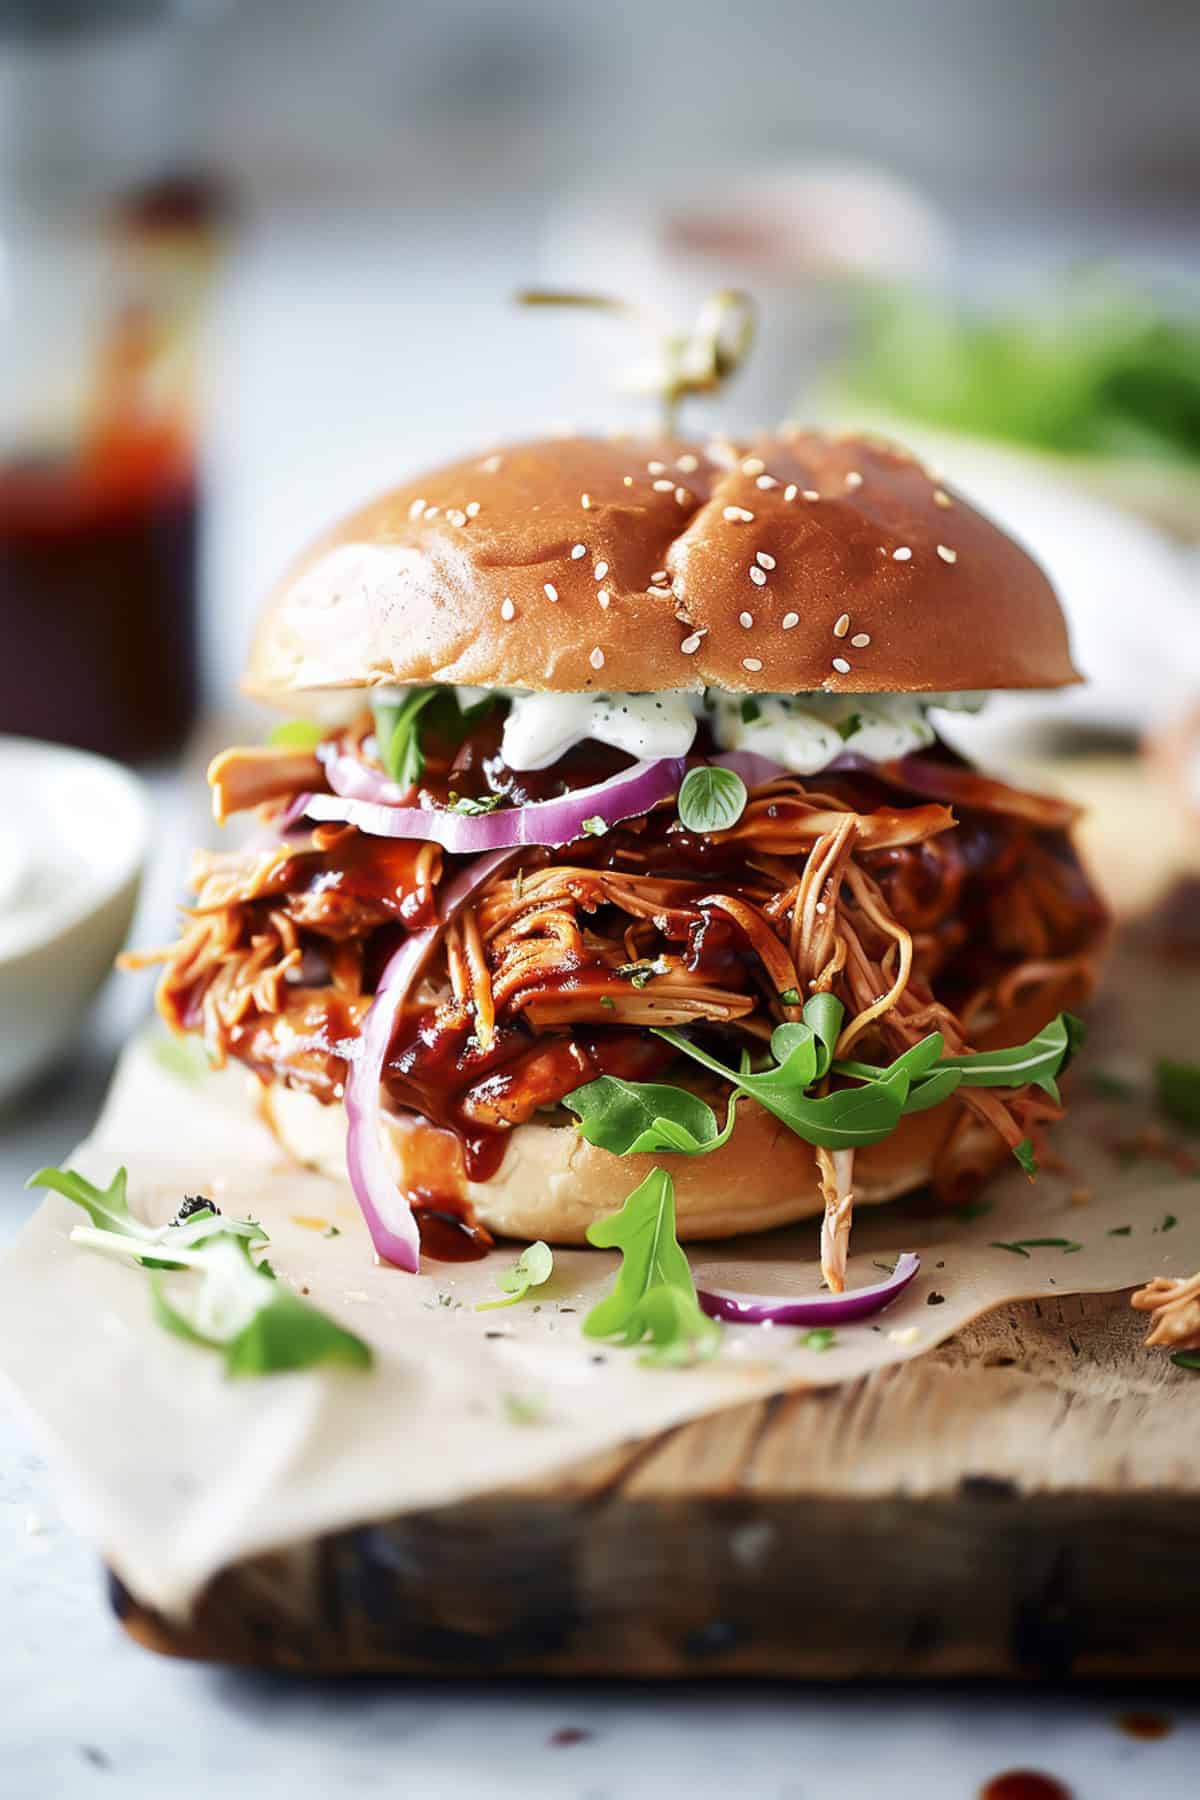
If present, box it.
[259,1081,1004,1244]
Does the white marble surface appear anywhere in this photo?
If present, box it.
[5,212,1200,1797]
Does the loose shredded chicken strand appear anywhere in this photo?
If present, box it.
[1132,1272,1200,1350]
[816,1146,856,1294]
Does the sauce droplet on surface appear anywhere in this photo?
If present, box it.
[1116,1711,1173,1741]
[979,1774,1072,1800]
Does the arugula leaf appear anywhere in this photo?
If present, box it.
[677,765,748,834]
[941,1013,1084,1103]
[655,1026,913,1149]
[584,1169,720,1366]
[565,1076,741,1156]
[371,688,441,789]
[476,1240,554,1311]
[803,993,845,1078]
[1013,1137,1039,1176]
[267,719,325,750]
[1156,1059,1200,1131]
[28,1165,370,1377]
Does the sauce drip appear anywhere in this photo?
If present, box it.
[414,1203,492,1263]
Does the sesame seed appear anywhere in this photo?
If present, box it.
[851,632,871,648]
[723,505,755,523]
[755,550,776,570]
[622,475,633,487]
[676,453,699,472]
[756,474,778,490]
[937,544,958,564]
[892,546,912,562]
[680,632,704,655]
[581,493,592,509]
[781,612,799,630]
[570,543,587,560]
[447,508,467,527]
[739,611,754,628]
[653,478,674,492]
[594,560,609,581]
[742,456,766,476]
[648,460,666,475]
[749,565,767,587]
[465,500,481,518]
[933,488,953,508]
[423,505,439,520]
[589,646,605,670]
[675,486,690,505]
[832,656,851,674]
[500,598,515,621]
[597,590,611,609]
[479,454,502,474]
[784,483,798,501]
[802,489,820,502]
[844,471,863,490]
[408,497,426,520]
[651,569,669,584]
[647,585,672,599]
[742,657,764,673]
[544,582,559,602]
[833,613,850,638]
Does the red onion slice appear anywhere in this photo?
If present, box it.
[301,756,688,851]
[343,847,520,1271]
[697,1252,920,1325]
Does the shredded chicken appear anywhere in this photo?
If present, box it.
[1131,1272,1200,1350]
[127,725,1108,1265]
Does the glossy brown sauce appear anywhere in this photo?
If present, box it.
[979,1774,1072,1800]
[413,1202,493,1262]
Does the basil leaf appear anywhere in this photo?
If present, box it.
[267,719,325,749]
[476,1240,554,1311]
[584,1169,720,1366]
[677,765,748,834]
[1156,1059,1200,1130]
[565,1076,741,1157]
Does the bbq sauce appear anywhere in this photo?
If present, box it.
[413,1201,493,1263]
[979,1775,1072,1800]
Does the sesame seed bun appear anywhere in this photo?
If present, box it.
[259,1077,1004,1245]
[244,430,1079,702]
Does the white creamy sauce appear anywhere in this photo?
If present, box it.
[467,687,985,774]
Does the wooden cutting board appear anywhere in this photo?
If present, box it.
[111,760,1200,1678]
[111,1286,1200,1679]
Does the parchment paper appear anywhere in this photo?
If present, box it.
[1,924,1197,1619]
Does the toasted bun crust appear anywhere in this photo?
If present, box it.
[259,1080,1004,1246]
[245,431,1078,701]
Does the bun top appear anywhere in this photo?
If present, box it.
[244,429,1079,701]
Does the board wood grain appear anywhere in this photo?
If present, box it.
[112,1287,1200,1678]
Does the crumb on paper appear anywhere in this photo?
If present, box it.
[1070,1187,1093,1207]
[342,1290,370,1304]
[887,1326,920,1346]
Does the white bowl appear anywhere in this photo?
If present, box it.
[0,737,149,1104]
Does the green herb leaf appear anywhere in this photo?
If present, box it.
[1156,1060,1200,1130]
[371,688,441,789]
[502,1392,546,1424]
[565,1076,741,1157]
[803,993,845,1078]
[801,1327,836,1352]
[446,791,504,815]
[1171,1351,1200,1374]
[267,719,325,750]
[615,958,668,989]
[990,1236,1082,1257]
[939,1013,1085,1103]
[778,986,802,1007]
[476,1240,554,1311]
[1014,1137,1039,1176]
[149,1034,213,1085]
[676,765,748,834]
[1107,1224,1133,1236]
[29,1165,369,1377]
[1159,1213,1179,1233]
[584,1169,720,1366]
[581,815,609,836]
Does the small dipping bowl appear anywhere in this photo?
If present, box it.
[0,737,149,1104]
